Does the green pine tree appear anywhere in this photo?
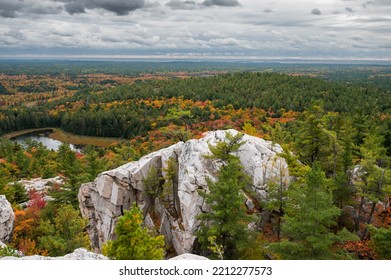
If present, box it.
[84,145,107,181]
[269,163,356,259]
[37,204,90,256]
[197,131,257,259]
[368,225,391,259]
[356,130,391,238]
[102,203,165,260]
[294,102,331,166]
[49,144,87,208]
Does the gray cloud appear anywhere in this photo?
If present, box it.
[0,0,390,61]
[5,29,25,40]
[54,0,145,15]
[166,0,197,10]
[0,28,26,47]
[350,35,363,41]
[202,0,240,7]
[64,1,86,14]
[362,1,373,8]
[0,0,24,18]
[167,0,241,10]
[345,7,354,13]
[0,0,68,17]
[30,5,63,15]
[311,8,322,15]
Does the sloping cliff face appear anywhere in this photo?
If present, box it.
[78,129,290,255]
[0,195,14,243]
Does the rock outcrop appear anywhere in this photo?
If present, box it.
[16,176,64,194]
[1,248,108,260]
[79,129,290,255]
[14,176,64,206]
[0,195,14,243]
[169,253,209,260]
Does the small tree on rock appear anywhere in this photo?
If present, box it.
[102,203,165,260]
[197,131,257,259]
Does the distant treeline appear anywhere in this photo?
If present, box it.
[0,72,390,144]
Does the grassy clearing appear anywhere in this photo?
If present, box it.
[2,127,123,148]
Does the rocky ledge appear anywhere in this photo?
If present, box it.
[78,129,290,255]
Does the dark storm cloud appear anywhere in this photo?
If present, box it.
[0,0,23,18]
[54,0,145,15]
[64,1,86,15]
[311,8,322,15]
[166,0,197,10]
[202,0,240,7]
[0,0,65,18]
[30,6,63,15]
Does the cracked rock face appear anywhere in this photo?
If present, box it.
[78,129,290,255]
[0,195,14,243]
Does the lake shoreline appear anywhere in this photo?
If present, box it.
[2,127,124,148]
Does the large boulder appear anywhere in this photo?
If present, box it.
[79,129,290,255]
[0,195,14,243]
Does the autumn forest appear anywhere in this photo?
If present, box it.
[0,60,390,260]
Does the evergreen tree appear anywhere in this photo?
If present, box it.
[205,131,246,164]
[294,102,330,166]
[4,182,28,205]
[356,130,391,238]
[49,144,87,208]
[265,157,289,240]
[84,145,107,181]
[37,204,90,256]
[331,118,356,210]
[368,225,391,259]
[142,165,164,208]
[269,163,355,259]
[102,203,164,260]
[162,157,180,217]
[197,132,257,259]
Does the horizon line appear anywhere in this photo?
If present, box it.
[0,54,391,66]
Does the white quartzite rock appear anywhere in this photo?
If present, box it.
[1,248,108,260]
[0,195,14,243]
[78,129,290,255]
[169,253,209,260]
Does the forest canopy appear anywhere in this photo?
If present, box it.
[0,61,390,259]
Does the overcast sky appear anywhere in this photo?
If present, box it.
[0,0,390,61]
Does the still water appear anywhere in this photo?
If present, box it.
[12,130,83,153]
